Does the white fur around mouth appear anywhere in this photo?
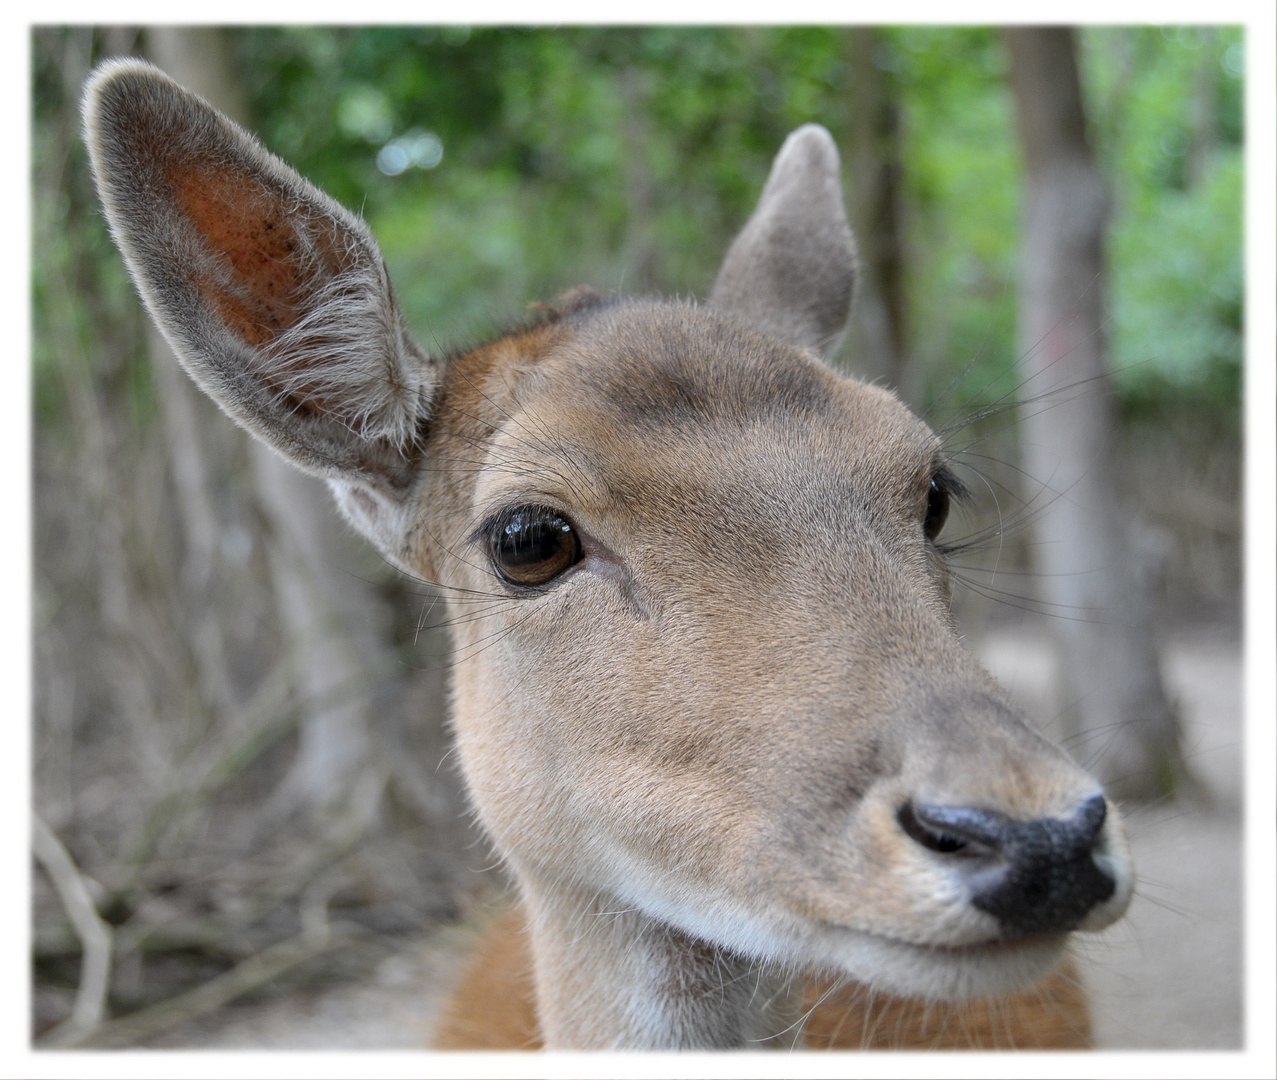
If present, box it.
[820,928,1070,1002]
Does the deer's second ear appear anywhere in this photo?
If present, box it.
[82,59,437,515]
[709,124,857,360]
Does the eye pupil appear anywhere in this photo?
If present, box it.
[924,477,950,540]
[491,507,581,586]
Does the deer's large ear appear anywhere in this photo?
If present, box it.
[709,124,857,359]
[82,59,436,555]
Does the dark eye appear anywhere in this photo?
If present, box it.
[489,506,582,587]
[924,476,951,541]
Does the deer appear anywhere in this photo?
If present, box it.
[82,58,1133,1051]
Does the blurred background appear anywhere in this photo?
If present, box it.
[31,25,1243,1049]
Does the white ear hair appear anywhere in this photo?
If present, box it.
[709,124,857,359]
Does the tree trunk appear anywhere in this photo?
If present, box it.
[1186,28,1218,190]
[1004,27,1187,801]
[843,27,908,395]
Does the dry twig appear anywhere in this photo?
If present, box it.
[33,814,114,1048]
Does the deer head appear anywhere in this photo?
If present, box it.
[84,59,1132,1048]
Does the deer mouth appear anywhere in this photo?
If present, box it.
[819,924,1072,1003]
[929,931,1070,959]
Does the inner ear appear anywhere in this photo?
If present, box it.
[167,157,416,446]
[167,154,346,351]
[709,124,857,359]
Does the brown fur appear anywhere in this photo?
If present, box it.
[433,906,543,1050]
[801,961,1090,1050]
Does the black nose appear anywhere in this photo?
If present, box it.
[898,794,1116,936]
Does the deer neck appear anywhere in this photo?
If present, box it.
[520,879,799,1050]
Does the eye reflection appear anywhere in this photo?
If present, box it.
[489,506,581,587]
[924,476,951,540]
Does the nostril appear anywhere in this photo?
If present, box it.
[899,801,1010,858]
[897,802,964,854]
[898,802,989,856]
[1074,793,1108,849]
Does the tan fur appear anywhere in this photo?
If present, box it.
[84,60,1134,1051]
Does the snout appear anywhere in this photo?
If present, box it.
[897,791,1133,937]
[801,781,1134,1003]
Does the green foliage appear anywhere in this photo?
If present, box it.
[37,25,1243,428]
[232,27,860,346]
[1083,26,1244,418]
[873,26,1242,419]
[1109,150,1242,410]
[883,27,1021,408]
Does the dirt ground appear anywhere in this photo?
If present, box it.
[137,617,1244,1053]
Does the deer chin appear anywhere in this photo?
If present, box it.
[818,927,1072,1002]
[609,875,1073,1007]
[581,855,1063,1006]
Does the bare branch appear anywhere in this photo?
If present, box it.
[33,815,115,1048]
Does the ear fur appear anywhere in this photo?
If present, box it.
[82,59,436,503]
[709,124,857,359]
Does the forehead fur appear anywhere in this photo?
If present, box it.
[557,299,838,428]
[506,298,939,497]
